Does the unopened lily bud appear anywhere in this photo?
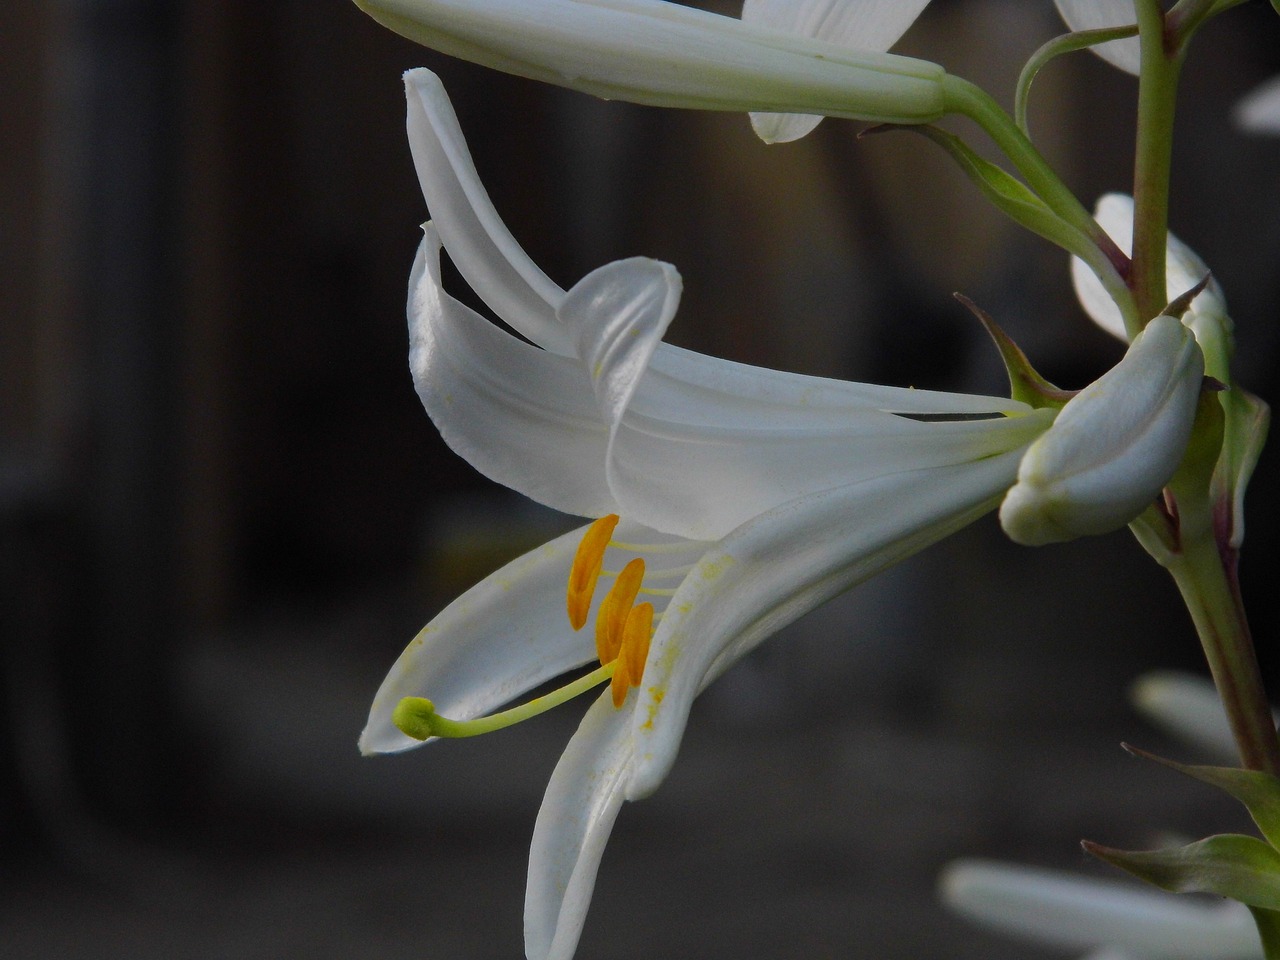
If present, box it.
[999,314,1205,546]
[354,0,945,125]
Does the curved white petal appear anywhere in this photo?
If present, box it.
[743,0,932,142]
[628,446,1039,798]
[364,0,946,125]
[1236,76,1280,136]
[409,227,619,518]
[999,314,1204,546]
[1071,194,1227,343]
[405,68,574,355]
[359,522,598,755]
[939,859,1262,958]
[525,692,633,960]
[558,257,682,435]
[1053,0,1141,75]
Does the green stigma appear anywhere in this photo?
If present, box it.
[392,662,616,741]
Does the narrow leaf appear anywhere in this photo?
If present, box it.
[1085,834,1280,910]
[1126,744,1280,850]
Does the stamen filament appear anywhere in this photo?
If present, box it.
[638,586,678,597]
[607,538,698,555]
[393,662,616,740]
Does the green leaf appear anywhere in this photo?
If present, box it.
[1126,744,1280,849]
[1085,834,1280,909]
[953,294,1069,410]
[1215,387,1270,550]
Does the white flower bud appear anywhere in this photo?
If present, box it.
[1000,314,1204,546]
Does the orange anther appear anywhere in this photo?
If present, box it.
[595,557,644,665]
[566,514,620,630]
[622,602,653,684]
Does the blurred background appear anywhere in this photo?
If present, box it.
[3,0,1280,957]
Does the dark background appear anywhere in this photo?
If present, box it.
[3,1,1280,957]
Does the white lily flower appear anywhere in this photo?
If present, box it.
[360,67,1056,960]
[352,0,946,126]
[998,313,1204,546]
[1054,0,1141,75]
[742,0,933,143]
[940,858,1262,959]
[1236,76,1280,136]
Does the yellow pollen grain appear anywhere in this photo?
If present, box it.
[566,514,620,631]
[595,557,644,665]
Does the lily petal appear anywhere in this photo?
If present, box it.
[1053,0,1140,75]
[743,0,932,142]
[1236,76,1280,136]
[409,227,619,518]
[1071,194,1228,345]
[525,693,633,960]
[628,446,1040,798]
[939,859,1261,957]
[359,517,675,754]
[405,68,573,355]
[999,314,1204,546]
[359,0,946,124]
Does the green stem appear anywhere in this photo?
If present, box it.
[942,74,1139,331]
[1162,529,1280,776]
[1130,0,1182,328]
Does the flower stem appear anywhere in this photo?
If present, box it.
[1130,0,1182,328]
[1162,528,1280,775]
[941,75,1138,330]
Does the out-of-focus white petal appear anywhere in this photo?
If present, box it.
[939,859,1262,958]
[1236,76,1280,136]
[628,447,1036,798]
[363,0,946,125]
[1053,0,1141,75]
[743,0,932,142]
[405,68,573,355]
[999,315,1204,546]
[525,693,633,960]
[1131,670,1280,764]
[1071,194,1228,344]
[409,228,619,518]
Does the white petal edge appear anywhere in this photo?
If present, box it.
[628,445,1040,798]
[1236,76,1280,136]
[1071,193,1227,343]
[405,68,574,355]
[525,692,634,960]
[939,859,1262,957]
[409,227,619,518]
[999,314,1203,546]
[1053,0,1141,75]
[743,0,933,142]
